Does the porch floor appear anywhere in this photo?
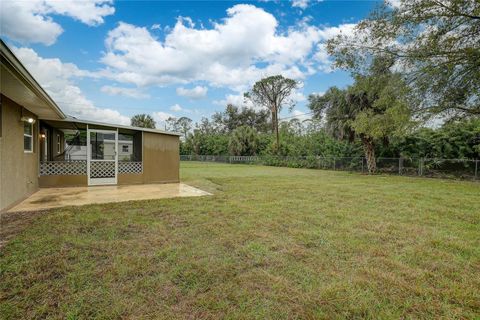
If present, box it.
[7,183,211,213]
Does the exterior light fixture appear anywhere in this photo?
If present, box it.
[40,133,46,138]
[21,116,36,124]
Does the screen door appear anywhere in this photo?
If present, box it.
[87,129,117,185]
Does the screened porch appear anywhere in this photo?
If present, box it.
[39,119,143,186]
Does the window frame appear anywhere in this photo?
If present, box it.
[24,122,33,153]
[122,145,129,153]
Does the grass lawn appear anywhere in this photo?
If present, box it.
[1,162,479,319]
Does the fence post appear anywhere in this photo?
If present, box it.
[475,160,478,180]
[399,157,402,175]
[419,158,424,176]
[333,157,336,170]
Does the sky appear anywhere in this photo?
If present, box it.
[1,0,379,128]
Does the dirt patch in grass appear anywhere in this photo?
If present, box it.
[0,210,51,249]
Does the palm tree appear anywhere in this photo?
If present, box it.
[308,58,411,173]
[131,114,156,129]
[308,87,378,172]
[228,126,259,156]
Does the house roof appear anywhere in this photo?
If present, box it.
[1,39,66,119]
[42,117,181,136]
[1,40,181,137]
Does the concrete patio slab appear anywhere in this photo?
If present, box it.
[7,183,211,213]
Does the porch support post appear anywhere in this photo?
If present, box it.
[115,128,119,185]
[86,124,90,185]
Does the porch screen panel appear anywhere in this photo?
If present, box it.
[89,132,116,178]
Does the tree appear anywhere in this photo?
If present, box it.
[165,117,178,132]
[164,116,193,139]
[212,104,271,133]
[327,0,480,119]
[195,117,217,135]
[185,131,229,155]
[287,118,304,136]
[131,114,156,129]
[308,58,412,173]
[302,118,323,134]
[308,88,357,142]
[228,126,259,156]
[176,117,193,139]
[245,75,298,151]
[390,118,480,159]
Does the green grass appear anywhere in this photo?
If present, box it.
[1,162,479,319]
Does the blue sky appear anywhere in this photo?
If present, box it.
[1,0,379,127]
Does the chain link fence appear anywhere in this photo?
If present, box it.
[180,155,479,181]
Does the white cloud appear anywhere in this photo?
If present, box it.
[101,85,150,99]
[291,90,307,103]
[13,47,130,125]
[152,111,174,121]
[314,24,356,72]
[0,0,114,45]
[100,5,355,92]
[291,0,323,10]
[169,104,183,112]
[292,0,309,9]
[151,23,161,30]
[176,86,208,99]
[152,111,175,129]
[214,87,305,111]
[290,109,311,121]
[213,93,254,108]
[311,91,325,97]
[387,0,402,8]
[316,23,356,39]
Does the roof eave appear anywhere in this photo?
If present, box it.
[0,39,66,119]
[44,117,182,136]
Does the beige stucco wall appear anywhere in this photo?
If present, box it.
[39,175,87,188]
[0,95,39,211]
[39,132,179,188]
[117,173,144,185]
[142,132,180,184]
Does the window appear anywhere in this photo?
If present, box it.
[122,145,129,152]
[57,134,61,153]
[24,122,33,152]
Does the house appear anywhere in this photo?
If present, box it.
[0,40,181,212]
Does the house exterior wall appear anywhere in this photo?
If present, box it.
[117,173,144,185]
[51,128,65,159]
[38,131,179,187]
[141,132,180,184]
[0,95,39,211]
[39,124,66,161]
[39,175,87,187]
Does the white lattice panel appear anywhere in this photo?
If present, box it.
[118,162,143,174]
[90,161,116,178]
[40,161,87,176]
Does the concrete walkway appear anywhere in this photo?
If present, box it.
[7,183,211,213]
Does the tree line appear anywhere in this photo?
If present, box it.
[131,0,480,172]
